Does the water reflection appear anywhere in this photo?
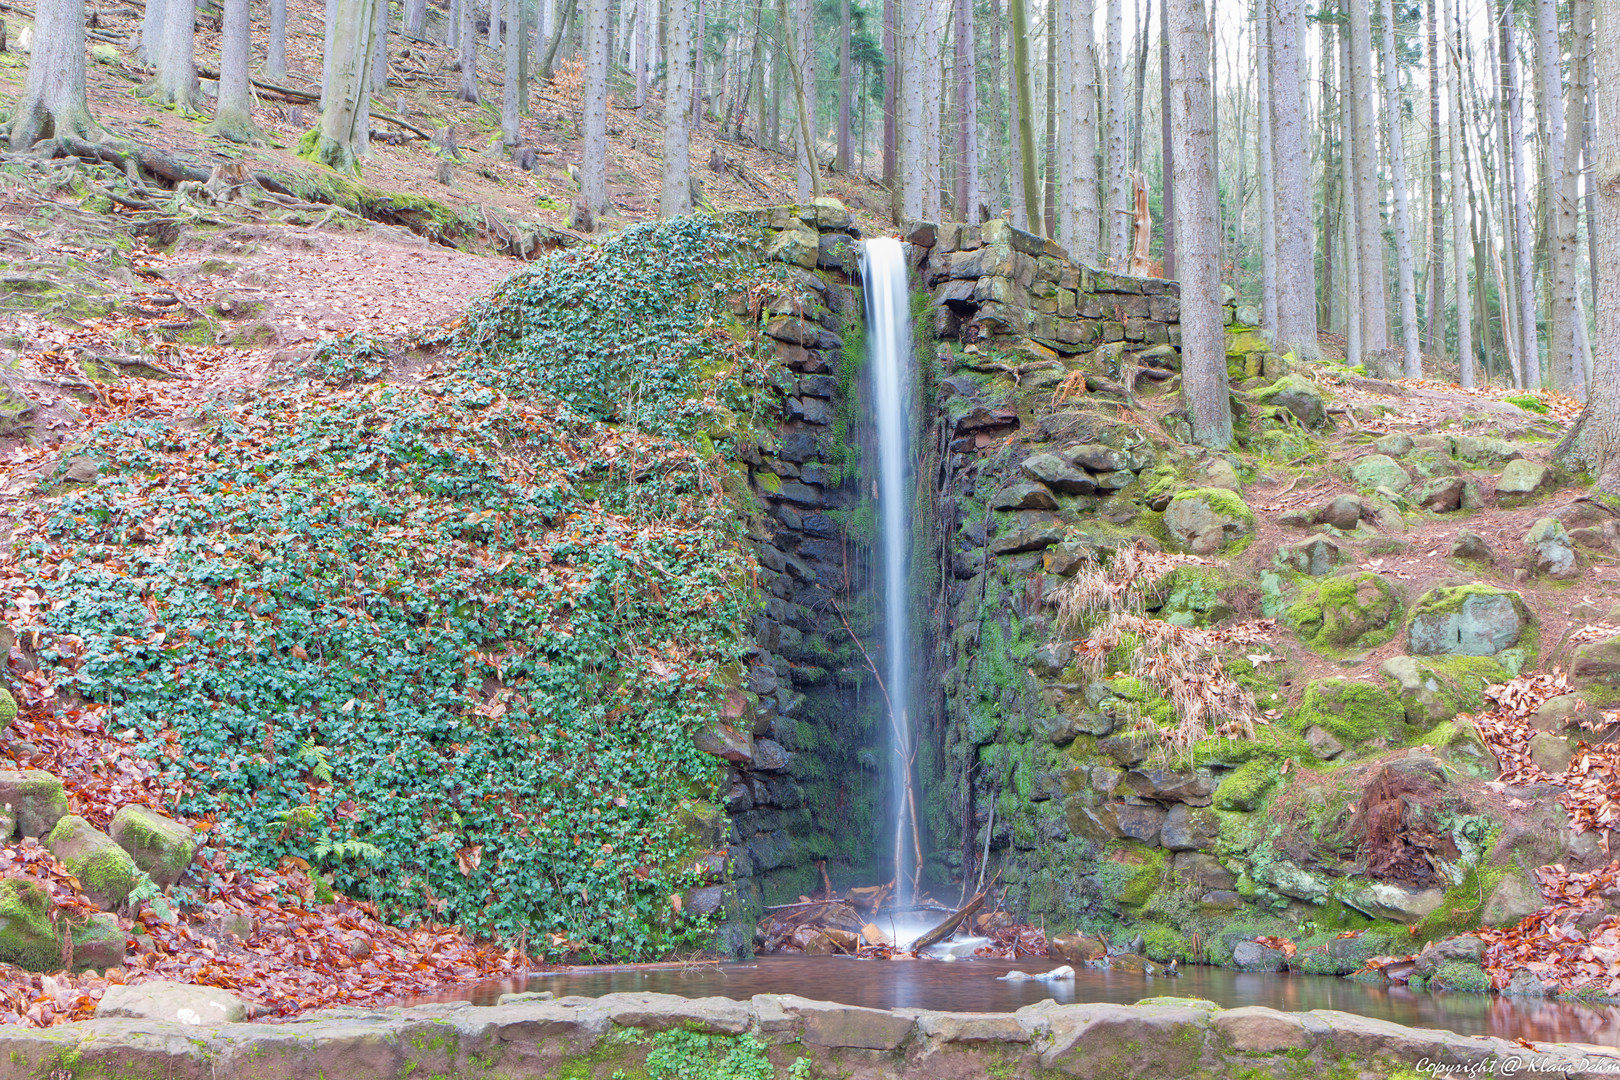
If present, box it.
[414,956,1620,1047]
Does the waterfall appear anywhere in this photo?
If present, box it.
[860,237,918,907]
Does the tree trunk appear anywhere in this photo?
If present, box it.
[1043,1,1056,236]
[1270,0,1314,357]
[372,0,388,90]
[1056,0,1073,246]
[1166,0,1229,449]
[1381,0,1423,377]
[503,0,522,144]
[634,0,648,105]
[985,0,1006,217]
[1425,0,1442,354]
[265,0,288,79]
[1578,0,1597,298]
[1445,0,1474,386]
[449,0,462,48]
[540,0,576,77]
[490,0,501,46]
[1502,0,1537,386]
[459,0,481,101]
[883,0,897,188]
[954,0,978,222]
[140,0,167,66]
[1554,0,1620,494]
[155,0,198,111]
[581,0,609,216]
[692,0,705,128]
[1537,0,1579,395]
[10,0,97,148]
[663,0,693,215]
[1072,0,1099,263]
[210,0,256,141]
[1339,4,1362,367]
[1130,0,1150,172]
[837,0,852,172]
[405,0,427,37]
[305,0,376,172]
[1106,0,1128,265]
[793,0,818,202]
[1256,0,1276,334]
[1347,0,1386,363]
[1009,0,1041,233]
[1159,0,1173,277]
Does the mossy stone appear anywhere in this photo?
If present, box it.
[1252,374,1328,429]
[1349,454,1411,492]
[1213,758,1277,812]
[1378,654,1500,727]
[1407,584,1529,657]
[108,805,198,889]
[0,879,60,972]
[45,815,137,911]
[71,912,126,972]
[1287,572,1403,651]
[1294,678,1407,746]
[0,769,69,838]
[1164,487,1255,554]
[0,688,14,725]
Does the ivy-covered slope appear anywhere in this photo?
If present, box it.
[11,218,781,959]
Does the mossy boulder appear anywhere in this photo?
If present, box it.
[109,805,199,889]
[1430,959,1492,993]
[1252,374,1328,429]
[1287,573,1403,652]
[1378,655,1500,727]
[0,769,69,838]
[1407,584,1529,657]
[0,687,14,725]
[1494,459,1551,506]
[0,879,62,972]
[71,912,126,972]
[1294,678,1408,747]
[1213,758,1277,812]
[45,816,137,911]
[1273,534,1345,577]
[1416,721,1500,779]
[1348,454,1411,493]
[1164,488,1255,555]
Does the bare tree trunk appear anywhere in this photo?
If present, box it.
[210,0,257,141]
[985,0,1006,217]
[140,0,167,66]
[1502,0,1537,386]
[1009,0,1041,232]
[794,0,818,202]
[954,0,979,222]
[405,0,427,37]
[1043,2,1056,236]
[1446,0,1474,386]
[305,0,377,172]
[1056,0,1073,245]
[155,0,198,111]
[1538,0,1579,395]
[503,0,522,144]
[490,0,501,46]
[1106,0,1128,264]
[1270,0,1314,357]
[1256,0,1276,334]
[10,0,97,148]
[692,0,706,128]
[1130,0,1150,172]
[1167,0,1229,448]
[580,0,609,217]
[1339,5,1362,367]
[1159,0,1173,277]
[883,0,897,188]
[923,0,943,219]
[1382,0,1422,377]
[1347,0,1387,363]
[1554,0,1620,495]
[459,0,481,101]
[838,0,853,172]
[448,0,462,48]
[1578,0,1597,298]
[372,0,388,91]
[663,0,694,215]
[1072,0,1099,263]
[1425,0,1442,354]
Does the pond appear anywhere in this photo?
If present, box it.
[417,955,1620,1048]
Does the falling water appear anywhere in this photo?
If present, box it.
[860,237,917,908]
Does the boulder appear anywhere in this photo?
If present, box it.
[1295,678,1407,746]
[1413,477,1466,513]
[1124,768,1213,804]
[1160,804,1219,851]
[0,770,69,838]
[1413,935,1486,977]
[1200,458,1243,492]
[1303,725,1344,759]
[1531,695,1587,733]
[1163,488,1254,555]
[1231,941,1286,972]
[992,482,1060,511]
[46,816,137,910]
[1273,534,1344,577]
[1525,517,1578,578]
[1448,530,1494,563]
[1349,454,1411,492]
[1049,933,1108,963]
[1287,573,1403,651]
[1454,435,1523,466]
[0,879,63,972]
[96,982,248,1025]
[1172,852,1235,889]
[1372,433,1415,456]
[1379,655,1475,727]
[1481,870,1544,928]
[1495,459,1551,506]
[1114,804,1167,844]
[1528,732,1575,774]
[1341,882,1445,924]
[1021,452,1097,495]
[1317,495,1365,531]
[1573,636,1620,687]
[71,912,126,972]
[108,805,198,890]
[1031,641,1076,677]
[1254,375,1328,429]
[1407,585,1529,656]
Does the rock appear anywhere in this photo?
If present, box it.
[1454,435,1523,466]
[1273,534,1344,577]
[1318,495,1365,531]
[1254,374,1328,429]
[1503,969,1550,997]
[1531,695,1587,733]
[1125,768,1213,803]
[71,912,126,972]
[693,723,754,763]
[1372,433,1415,457]
[1413,477,1466,513]
[1199,890,1242,912]
[1114,804,1167,844]
[990,520,1067,554]
[0,879,64,972]
[1021,452,1096,495]
[1495,459,1552,506]
[1349,454,1411,492]
[1160,805,1219,851]
[108,805,198,889]
[1231,941,1286,972]
[1449,530,1494,563]
[766,227,821,269]
[778,996,916,1049]
[1380,655,1468,727]
[1295,678,1406,746]
[1287,573,1403,651]
[1526,517,1578,578]
[1067,444,1133,472]
[992,482,1060,511]
[45,816,136,911]
[1342,882,1445,924]
[1032,641,1076,677]
[1035,709,1115,745]
[1049,933,1108,963]
[1172,852,1235,889]
[1163,488,1254,555]
[751,739,790,771]
[96,982,248,1025]
[1303,725,1345,759]
[1574,636,1620,687]
[1413,935,1486,977]
[1212,1006,1311,1052]
[0,770,69,838]
[1200,458,1243,492]
[1408,585,1529,656]
[1528,732,1575,774]
[1482,870,1544,928]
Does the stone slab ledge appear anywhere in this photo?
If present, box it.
[1,990,1617,1079]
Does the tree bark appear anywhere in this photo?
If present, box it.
[324,0,339,105]
[1269,0,1314,357]
[372,0,388,91]
[954,0,978,222]
[1070,0,1099,263]
[1130,0,1150,172]
[1425,0,1442,354]
[1339,2,1362,366]
[503,0,522,144]
[1347,0,1387,363]
[1554,0,1620,494]
[405,0,427,37]
[663,0,694,215]
[305,0,376,172]
[1502,0,1537,386]
[580,0,609,216]
[140,0,167,66]
[1445,0,1474,386]
[1106,0,1128,265]
[540,0,577,77]
[210,0,257,141]
[1166,0,1229,449]
[155,0,198,111]
[1043,0,1056,236]
[265,0,288,79]
[792,0,818,202]
[985,0,1006,217]
[1009,0,1041,233]
[1256,0,1276,334]
[883,0,897,188]
[837,0,852,172]
[10,0,97,148]
[1537,0,1579,395]
[1382,0,1422,377]
[459,0,481,101]
[1159,0,1173,277]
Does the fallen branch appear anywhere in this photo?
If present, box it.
[909,874,996,952]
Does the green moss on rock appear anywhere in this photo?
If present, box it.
[44,816,137,911]
[108,805,198,890]
[1287,573,1403,652]
[1214,759,1278,812]
[0,879,60,972]
[1294,678,1408,746]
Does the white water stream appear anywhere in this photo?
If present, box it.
[860,237,918,910]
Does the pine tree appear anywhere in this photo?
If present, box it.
[210,0,258,142]
[9,0,97,148]
[664,0,695,215]
[1269,0,1315,356]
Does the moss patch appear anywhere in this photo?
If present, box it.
[1287,573,1403,652]
[1293,678,1408,746]
[1214,758,1278,812]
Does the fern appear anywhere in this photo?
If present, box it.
[311,837,386,865]
[296,738,334,783]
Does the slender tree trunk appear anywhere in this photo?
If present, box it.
[1056,0,1074,245]
[954,0,979,222]
[490,0,501,46]
[883,0,897,188]
[449,0,462,49]
[372,0,388,91]
[1166,0,1229,448]
[580,0,609,216]
[782,0,824,201]
[405,0,427,37]
[306,0,377,172]
[1425,0,1442,354]
[1043,3,1057,236]
[1488,9,1520,382]
[1538,0,1579,395]
[1446,0,1474,386]
[540,0,576,77]
[923,0,943,219]
[155,0,198,111]
[663,0,694,215]
[140,0,167,66]
[1256,0,1277,334]
[1159,0,1173,277]
[1382,0,1423,377]
[503,0,522,144]
[838,0,853,172]
[1072,0,1098,263]
[1270,0,1314,357]
[1502,0,1537,386]
[1106,0,1128,264]
[1554,0,1620,494]
[1340,5,1362,367]
[692,0,706,129]
[1130,0,1150,172]
[1009,0,1042,232]
[1578,0,1597,298]
[10,0,97,148]
[210,0,256,141]
[634,0,649,105]
[986,0,1007,217]
[459,0,481,100]
[1347,0,1387,363]
[264,0,288,79]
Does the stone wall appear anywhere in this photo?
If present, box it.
[1,989,1608,1079]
